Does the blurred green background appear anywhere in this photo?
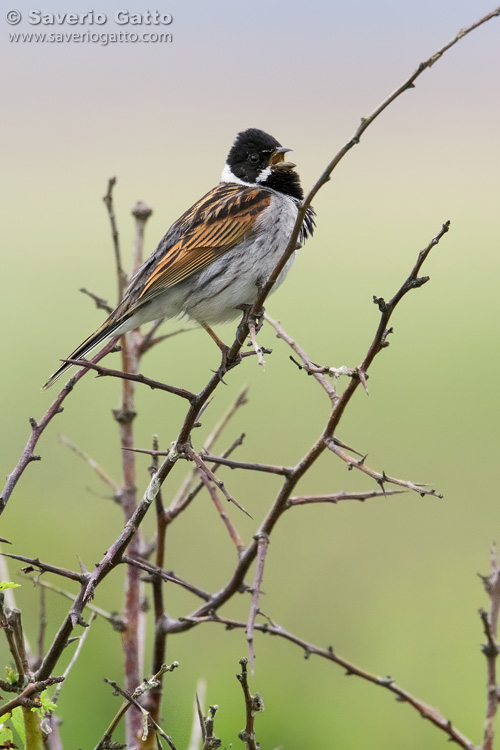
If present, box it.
[1,0,500,747]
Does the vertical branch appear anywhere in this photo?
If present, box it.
[236,658,264,750]
[246,534,269,674]
[0,599,45,749]
[131,201,153,273]
[23,706,45,750]
[103,177,127,302]
[105,187,154,747]
[481,545,500,750]
[37,585,46,667]
[202,705,220,750]
[140,436,168,750]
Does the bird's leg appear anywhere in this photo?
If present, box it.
[201,322,229,353]
[201,323,240,378]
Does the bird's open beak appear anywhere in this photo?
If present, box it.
[271,147,296,169]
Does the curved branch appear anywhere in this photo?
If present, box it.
[187,615,480,750]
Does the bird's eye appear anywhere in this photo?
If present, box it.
[247,153,260,164]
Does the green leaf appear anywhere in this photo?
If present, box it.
[10,708,25,746]
[0,722,14,744]
[4,669,16,685]
[32,691,56,716]
[0,582,20,591]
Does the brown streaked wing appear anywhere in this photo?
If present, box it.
[137,184,271,303]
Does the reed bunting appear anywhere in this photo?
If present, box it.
[43,128,315,389]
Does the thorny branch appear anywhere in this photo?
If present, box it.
[63,357,196,402]
[480,546,500,750]
[264,313,339,404]
[183,445,253,519]
[236,658,264,750]
[3,1,487,514]
[326,440,442,499]
[79,287,113,315]
[2,552,87,583]
[287,489,405,506]
[197,469,246,555]
[33,579,125,631]
[23,140,450,750]
[187,615,481,750]
[138,436,168,746]
[1,8,499,750]
[103,177,127,302]
[107,190,153,746]
[246,535,269,673]
[121,554,211,602]
[0,676,65,717]
[94,663,179,750]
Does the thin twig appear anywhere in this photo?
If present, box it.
[79,287,113,315]
[249,10,500,325]
[0,598,26,683]
[59,434,122,496]
[121,555,211,602]
[236,658,263,750]
[326,439,442,499]
[95,663,179,750]
[168,387,248,513]
[481,545,500,750]
[153,224,449,649]
[139,322,196,356]
[53,613,97,704]
[64,358,196,402]
[166,434,246,524]
[103,177,127,301]
[197,469,246,555]
[2,553,87,583]
[287,489,405,506]
[246,534,269,673]
[37,220,448,682]
[264,314,338,404]
[247,319,266,367]
[34,579,126,630]
[184,446,253,519]
[36,459,180,680]
[21,15,499,737]
[37,585,46,665]
[190,616,480,750]
[200,454,293,478]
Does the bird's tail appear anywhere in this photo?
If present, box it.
[42,317,122,390]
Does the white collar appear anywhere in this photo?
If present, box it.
[220,163,255,187]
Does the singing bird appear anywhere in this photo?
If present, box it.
[43,128,315,389]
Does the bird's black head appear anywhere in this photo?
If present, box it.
[222,128,304,201]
